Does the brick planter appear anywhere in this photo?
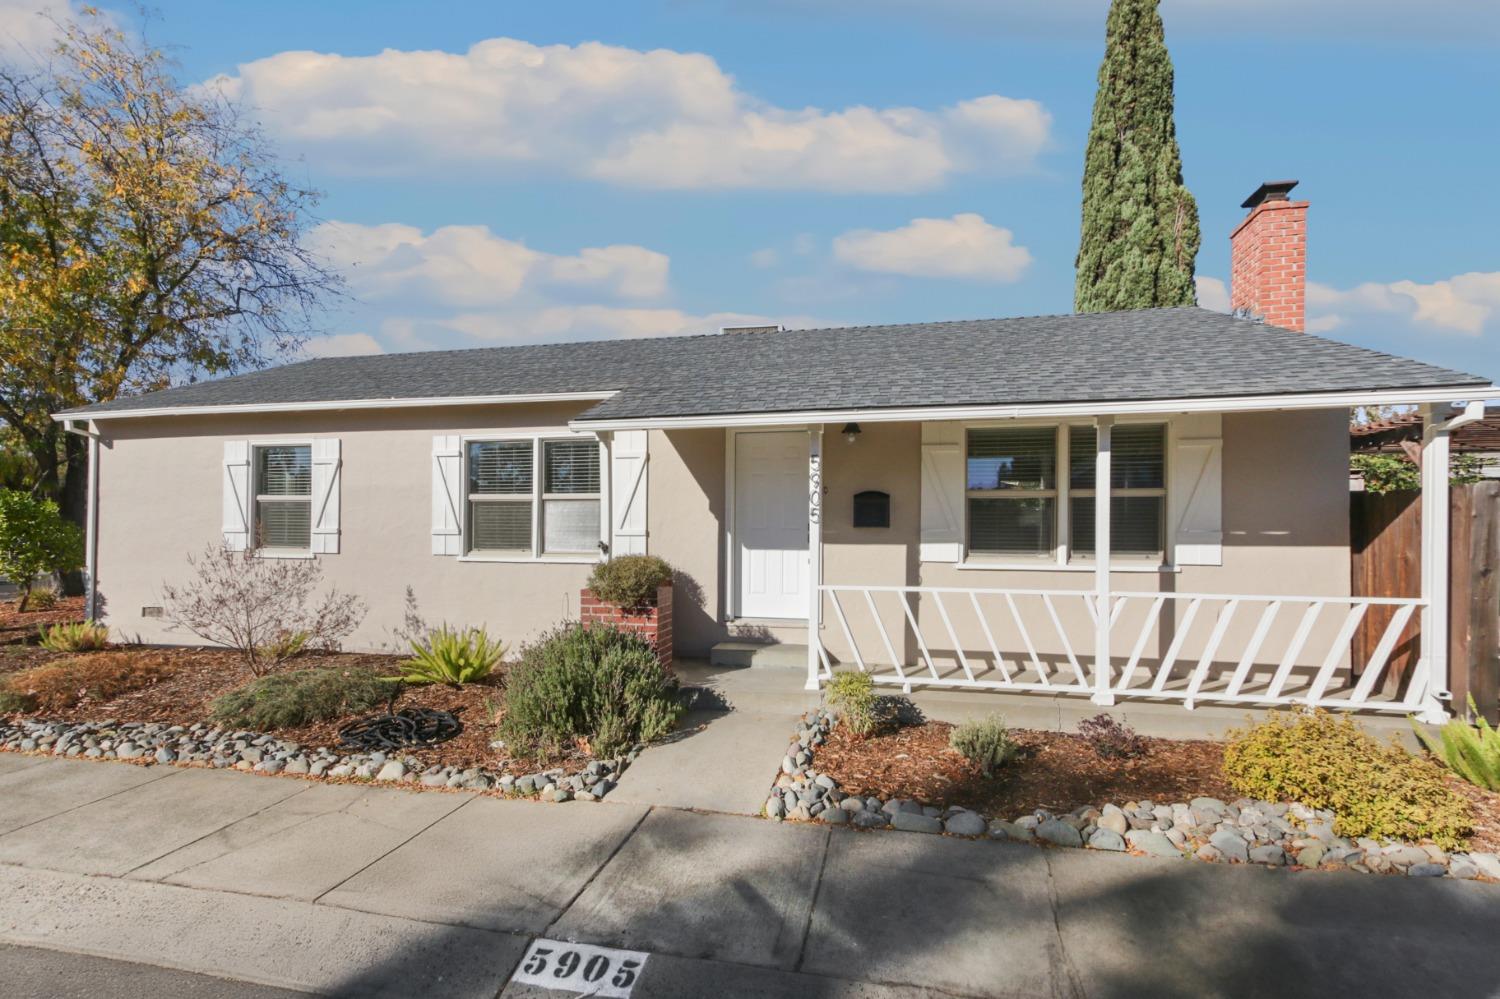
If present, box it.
[579,584,673,669]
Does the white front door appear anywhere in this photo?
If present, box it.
[735,431,809,619]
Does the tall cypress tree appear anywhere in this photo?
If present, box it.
[1074,0,1200,313]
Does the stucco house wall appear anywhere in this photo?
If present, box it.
[94,401,601,652]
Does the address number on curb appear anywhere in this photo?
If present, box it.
[510,938,649,998]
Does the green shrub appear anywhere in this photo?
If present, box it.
[254,629,310,663]
[209,667,390,730]
[1412,697,1500,791]
[587,555,673,609]
[826,672,878,738]
[27,589,58,611]
[398,625,506,686]
[499,624,682,760]
[950,715,1018,776]
[0,491,83,612]
[1223,709,1472,850]
[38,621,110,652]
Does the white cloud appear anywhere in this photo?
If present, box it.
[206,38,1050,192]
[1198,270,1500,340]
[748,248,779,269]
[307,221,670,307]
[832,213,1031,282]
[0,0,69,58]
[1194,276,1229,312]
[301,332,384,358]
[1308,272,1500,337]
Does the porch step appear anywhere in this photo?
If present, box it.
[709,641,808,670]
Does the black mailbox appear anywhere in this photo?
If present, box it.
[853,490,890,528]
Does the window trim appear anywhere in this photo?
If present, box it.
[249,439,314,557]
[458,429,607,564]
[960,420,1171,571]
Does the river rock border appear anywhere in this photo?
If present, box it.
[0,717,633,803]
[765,709,1500,882]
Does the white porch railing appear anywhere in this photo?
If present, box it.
[813,584,1433,715]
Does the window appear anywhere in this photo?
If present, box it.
[1069,424,1166,558]
[542,439,602,554]
[253,444,311,550]
[465,437,601,557]
[965,423,1166,563]
[467,440,534,553]
[966,427,1057,558]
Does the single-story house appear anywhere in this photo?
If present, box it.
[55,182,1497,722]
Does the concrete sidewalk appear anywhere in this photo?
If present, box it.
[1,753,1498,998]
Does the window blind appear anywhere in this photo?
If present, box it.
[469,500,532,551]
[469,441,533,494]
[1070,424,1165,490]
[967,427,1056,491]
[257,446,311,497]
[968,497,1055,557]
[255,500,311,549]
[1070,496,1165,556]
[543,440,600,494]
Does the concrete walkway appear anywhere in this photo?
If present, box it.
[1,753,1498,998]
[608,706,799,814]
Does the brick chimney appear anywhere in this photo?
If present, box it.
[1229,180,1307,331]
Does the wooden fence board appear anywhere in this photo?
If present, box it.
[1351,482,1500,722]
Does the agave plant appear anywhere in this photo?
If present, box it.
[397,625,506,686]
[1412,696,1500,791]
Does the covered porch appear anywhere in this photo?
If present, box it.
[587,381,1489,725]
[794,400,1484,724]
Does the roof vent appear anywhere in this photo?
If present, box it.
[719,324,783,335]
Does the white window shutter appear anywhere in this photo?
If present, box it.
[610,430,648,555]
[431,435,463,556]
[222,440,251,551]
[1169,414,1223,566]
[920,423,964,562]
[310,438,342,554]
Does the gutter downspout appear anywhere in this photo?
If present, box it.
[60,419,101,623]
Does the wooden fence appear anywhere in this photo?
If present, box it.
[1352,481,1500,721]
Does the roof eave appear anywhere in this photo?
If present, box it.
[51,390,619,422]
[569,384,1498,432]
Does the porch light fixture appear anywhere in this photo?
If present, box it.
[841,422,862,444]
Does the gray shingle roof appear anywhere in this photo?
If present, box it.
[59,308,1491,422]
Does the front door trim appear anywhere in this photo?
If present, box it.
[725,426,809,621]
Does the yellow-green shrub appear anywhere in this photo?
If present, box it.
[1222,710,1472,850]
[39,621,109,652]
[826,672,877,738]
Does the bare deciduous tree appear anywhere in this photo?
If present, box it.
[160,546,366,675]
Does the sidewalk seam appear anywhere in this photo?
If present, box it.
[0,763,181,838]
[1042,849,1089,999]
[311,795,476,904]
[792,825,832,973]
[542,804,653,935]
[120,783,316,879]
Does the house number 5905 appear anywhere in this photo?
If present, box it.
[511,938,649,998]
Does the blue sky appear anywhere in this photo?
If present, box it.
[3,0,1497,381]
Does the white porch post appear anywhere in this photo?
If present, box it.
[1415,401,1483,724]
[806,425,825,691]
[1092,416,1115,705]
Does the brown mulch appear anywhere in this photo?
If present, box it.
[0,645,583,775]
[1449,777,1500,854]
[816,720,1234,820]
[0,596,85,647]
